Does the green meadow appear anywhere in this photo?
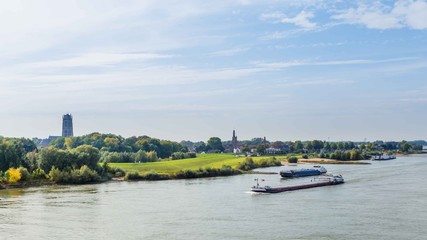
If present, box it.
[110,154,286,175]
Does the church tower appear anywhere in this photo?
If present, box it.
[232,130,238,149]
[62,114,74,137]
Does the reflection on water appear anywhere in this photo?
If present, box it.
[1,155,427,240]
[0,188,26,198]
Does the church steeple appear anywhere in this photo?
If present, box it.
[232,130,238,149]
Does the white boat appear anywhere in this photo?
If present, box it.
[371,153,396,161]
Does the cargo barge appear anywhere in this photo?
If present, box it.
[251,175,344,193]
[280,165,327,178]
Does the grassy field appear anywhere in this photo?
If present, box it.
[110,154,286,175]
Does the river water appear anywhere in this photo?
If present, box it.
[1,155,427,240]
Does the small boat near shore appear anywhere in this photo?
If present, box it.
[251,175,344,193]
[371,153,396,161]
[280,165,327,178]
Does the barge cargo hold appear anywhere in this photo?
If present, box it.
[280,165,327,178]
[251,175,344,193]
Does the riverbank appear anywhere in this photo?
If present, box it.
[0,155,370,190]
[295,158,371,165]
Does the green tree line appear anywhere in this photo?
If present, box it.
[0,136,122,185]
[50,133,186,158]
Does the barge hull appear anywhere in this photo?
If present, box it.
[251,179,344,193]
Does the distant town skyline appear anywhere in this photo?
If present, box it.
[0,1,426,142]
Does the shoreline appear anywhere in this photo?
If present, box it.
[0,155,403,191]
[282,158,371,165]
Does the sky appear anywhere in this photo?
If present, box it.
[0,0,426,142]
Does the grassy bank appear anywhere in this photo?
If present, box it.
[109,153,371,177]
[110,154,286,175]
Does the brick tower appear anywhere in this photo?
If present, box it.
[62,114,74,137]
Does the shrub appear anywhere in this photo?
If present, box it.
[170,152,197,160]
[101,151,134,163]
[49,165,100,184]
[32,168,48,180]
[76,165,101,183]
[171,152,185,160]
[302,154,308,159]
[257,157,282,168]
[6,168,22,183]
[124,170,170,181]
[289,157,298,163]
[236,157,255,171]
[112,167,126,177]
[18,167,31,181]
[203,167,219,177]
[219,165,237,176]
[124,172,141,180]
[142,170,170,180]
[49,167,62,182]
[175,169,197,178]
[174,165,238,179]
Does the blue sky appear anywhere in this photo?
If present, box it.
[0,0,426,142]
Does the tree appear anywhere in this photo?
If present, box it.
[24,150,39,172]
[293,141,303,153]
[0,139,26,171]
[288,156,298,163]
[350,150,359,160]
[20,138,37,152]
[207,137,224,152]
[400,141,412,153]
[323,142,331,151]
[72,145,101,169]
[40,147,72,172]
[50,137,65,149]
[305,142,314,152]
[147,151,158,162]
[312,140,324,151]
[134,150,147,163]
[271,141,284,149]
[195,142,206,153]
[256,144,266,155]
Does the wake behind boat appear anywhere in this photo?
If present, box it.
[280,165,327,178]
[251,175,344,193]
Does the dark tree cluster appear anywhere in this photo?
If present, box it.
[50,133,186,158]
[0,137,37,172]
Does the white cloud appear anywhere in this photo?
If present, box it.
[260,29,310,40]
[272,79,354,88]
[256,57,416,69]
[261,10,317,29]
[0,0,240,58]
[282,11,317,29]
[209,47,250,57]
[394,0,427,29]
[28,52,172,69]
[333,3,401,29]
[332,0,427,30]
